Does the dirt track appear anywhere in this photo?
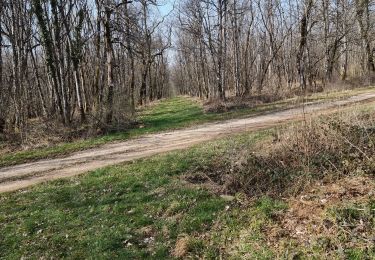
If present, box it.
[1,92,375,193]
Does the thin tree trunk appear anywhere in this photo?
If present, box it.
[104,3,114,124]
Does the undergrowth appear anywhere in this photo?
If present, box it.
[186,107,375,197]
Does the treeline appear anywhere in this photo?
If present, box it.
[174,0,375,99]
[0,0,171,137]
[1,0,375,140]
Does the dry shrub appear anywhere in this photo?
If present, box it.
[0,117,74,149]
[1,109,137,151]
[204,85,325,114]
[204,94,285,113]
[186,108,375,197]
[343,74,375,88]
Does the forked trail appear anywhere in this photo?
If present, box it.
[1,92,375,193]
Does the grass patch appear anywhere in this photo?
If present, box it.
[0,131,271,258]
[1,87,373,167]
[203,196,287,259]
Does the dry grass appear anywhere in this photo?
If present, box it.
[181,106,375,258]
[204,94,282,113]
[172,236,190,258]
[204,85,374,114]
[185,107,375,198]
[266,175,374,258]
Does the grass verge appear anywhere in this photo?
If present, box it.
[0,131,270,258]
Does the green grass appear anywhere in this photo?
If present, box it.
[0,131,272,259]
[1,110,374,258]
[199,196,287,259]
[0,97,280,168]
[0,86,373,168]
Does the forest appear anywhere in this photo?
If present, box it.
[0,0,374,141]
[1,0,375,258]
[0,0,172,139]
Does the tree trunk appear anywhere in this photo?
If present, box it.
[104,3,114,124]
[296,0,313,91]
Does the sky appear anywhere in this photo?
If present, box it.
[158,0,175,16]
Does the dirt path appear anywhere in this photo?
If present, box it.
[1,92,375,193]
